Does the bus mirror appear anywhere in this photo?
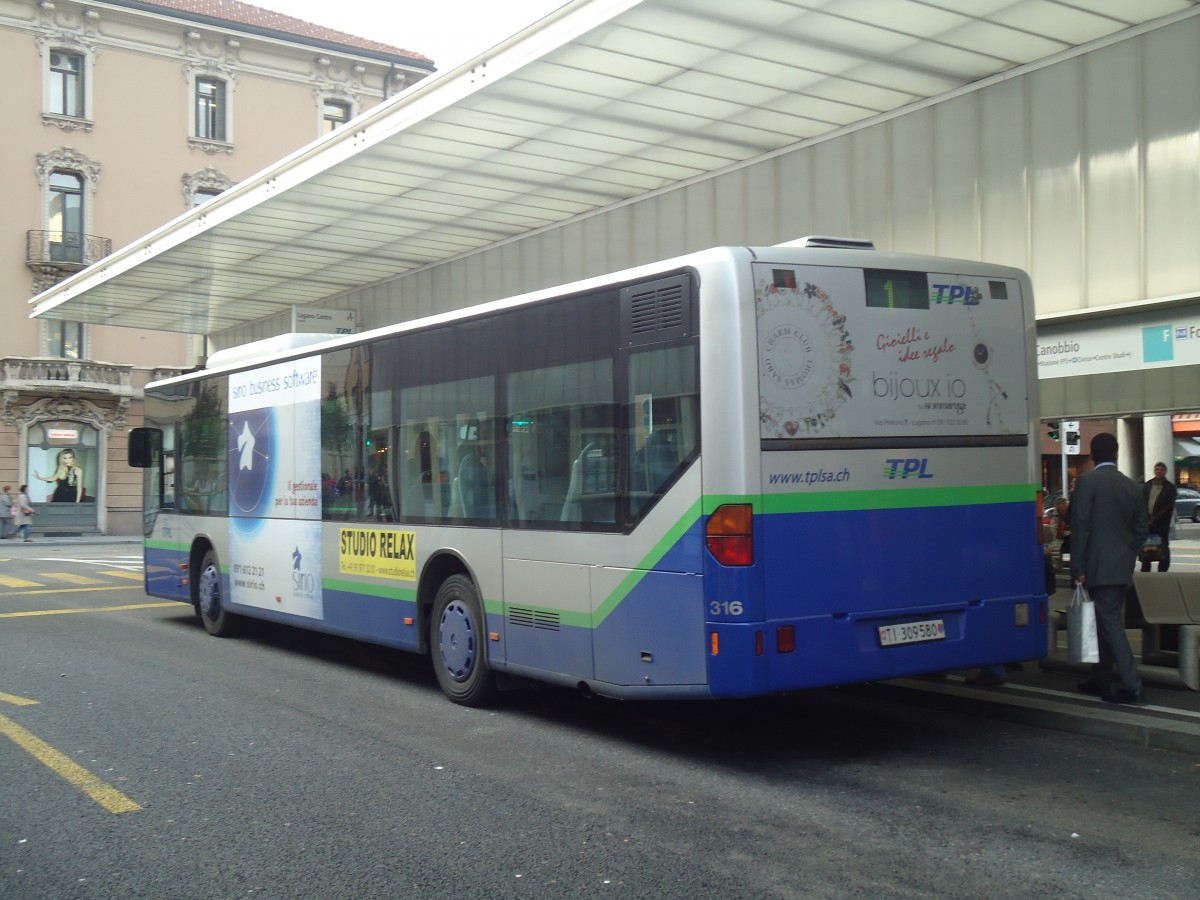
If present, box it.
[128,427,162,468]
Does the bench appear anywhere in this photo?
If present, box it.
[1131,572,1200,690]
[1041,571,1200,691]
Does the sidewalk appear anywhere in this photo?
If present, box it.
[876,664,1200,755]
[2,533,141,546]
[876,535,1200,753]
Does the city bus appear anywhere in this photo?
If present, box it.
[128,238,1048,705]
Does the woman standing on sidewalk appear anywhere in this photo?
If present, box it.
[12,485,34,542]
[0,485,12,539]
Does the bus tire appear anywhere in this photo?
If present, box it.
[430,575,495,706]
[196,548,237,637]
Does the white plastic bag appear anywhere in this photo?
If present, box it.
[1067,583,1099,665]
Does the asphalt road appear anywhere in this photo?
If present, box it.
[1,544,1198,899]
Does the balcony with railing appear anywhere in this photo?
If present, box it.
[26,229,112,277]
[1,357,135,398]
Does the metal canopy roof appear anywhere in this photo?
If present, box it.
[31,0,1199,334]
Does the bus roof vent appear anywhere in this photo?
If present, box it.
[777,235,876,250]
[621,273,693,347]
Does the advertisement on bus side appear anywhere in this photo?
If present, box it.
[227,356,324,619]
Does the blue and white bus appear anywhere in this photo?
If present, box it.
[129,238,1047,705]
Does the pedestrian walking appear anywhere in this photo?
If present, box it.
[1070,433,1148,705]
[12,485,35,542]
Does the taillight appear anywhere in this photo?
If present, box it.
[776,625,795,653]
[705,503,753,566]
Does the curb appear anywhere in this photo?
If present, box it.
[873,677,1200,755]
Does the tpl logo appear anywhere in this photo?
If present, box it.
[883,458,934,480]
[930,284,981,305]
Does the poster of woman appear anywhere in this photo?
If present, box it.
[33,448,85,502]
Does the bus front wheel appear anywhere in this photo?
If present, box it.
[430,575,496,706]
[196,548,237,637]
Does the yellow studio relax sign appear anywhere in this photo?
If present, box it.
[338,528,416,580]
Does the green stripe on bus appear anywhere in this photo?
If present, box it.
[144,539,186,551]
[497,500,705,630]
[322,578,417,603]
[592,498,703,625]
[702,494,763,515]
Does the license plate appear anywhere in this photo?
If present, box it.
[878,619,945,647]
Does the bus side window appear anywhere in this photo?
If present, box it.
[508,358,616,528]
[628,345,698,520]
[397,428,431,519]
[397,375,493,521]
[179,383,226,515]
[161,428,176,510]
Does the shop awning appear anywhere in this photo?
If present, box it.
[1174,438,1200,465]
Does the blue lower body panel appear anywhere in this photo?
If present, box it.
[705,501,1048,697]
[707,595,1046,697]
[145,546,190,602]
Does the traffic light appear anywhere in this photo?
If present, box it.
[1047,421,1060,441]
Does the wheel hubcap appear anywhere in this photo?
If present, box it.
[199,564,221,619]
[438,599,476,683]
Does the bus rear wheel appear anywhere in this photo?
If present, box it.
[430,575,496,706]
[196,548,237,637]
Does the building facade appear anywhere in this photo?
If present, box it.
[0,0,431,534]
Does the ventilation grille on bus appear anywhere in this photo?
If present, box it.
[620,273,693,347]
[631,282,685,333]
[508,607,561,631]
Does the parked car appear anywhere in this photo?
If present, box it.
[1175,487,1200,522]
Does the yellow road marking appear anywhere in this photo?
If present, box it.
[44,572,107,586]
[0,575,42,588]
[0,602,179,618]
[0,713,141,814]
[0,585,135,598]
[98,570,145,581]
[0,692,39,706]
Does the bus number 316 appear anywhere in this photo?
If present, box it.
[710,600,744,616]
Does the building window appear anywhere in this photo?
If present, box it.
[43,170,87,358]
[49,51,85,118]
[40,42,93,131]
[46,321,85,359]
[195,77,227,142]
[192,189,222,208]
[322,100,351,133]
[182,166,234,208]
[48,171,84,264]
[185,63,236,152]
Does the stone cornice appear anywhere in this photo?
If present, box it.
[5,0,426,101]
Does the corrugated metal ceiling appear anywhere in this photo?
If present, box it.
[31,0,1200,333]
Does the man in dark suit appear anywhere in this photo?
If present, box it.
[1141,461,1177,572]
[1070,432,1149,704]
